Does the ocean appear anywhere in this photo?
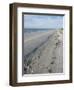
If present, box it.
[24,28,56,33]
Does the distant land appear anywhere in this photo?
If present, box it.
[24,28,63,32]
[24,28,63,30]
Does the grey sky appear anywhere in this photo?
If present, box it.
[24,14,64,29]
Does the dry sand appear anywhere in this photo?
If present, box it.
[24,30,63,74]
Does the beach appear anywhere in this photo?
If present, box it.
[23,30,63,74]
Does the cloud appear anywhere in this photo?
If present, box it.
[24,14,64,29]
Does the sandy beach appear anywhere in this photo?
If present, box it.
[23,30,63,74]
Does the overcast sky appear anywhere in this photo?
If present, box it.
[24,14,64,29]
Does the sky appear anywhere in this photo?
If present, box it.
[24,14,64,29]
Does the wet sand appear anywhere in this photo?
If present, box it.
[23,30,63,74]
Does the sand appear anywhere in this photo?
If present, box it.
[23,30,63,74]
